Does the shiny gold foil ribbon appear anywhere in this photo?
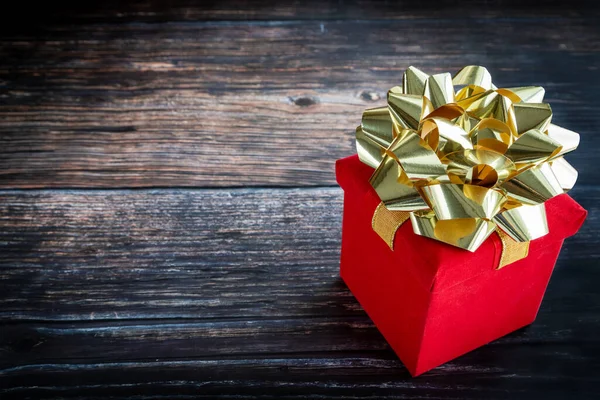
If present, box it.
[372,201,529,268]
[372,202,411,250]
[357,66,579,259]
[496,228,529,269]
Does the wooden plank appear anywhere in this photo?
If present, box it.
[1,19,598,188]
[0,187,597,322]
[0,188,345,321]
[1,342,599,399]
[1,301,599,369]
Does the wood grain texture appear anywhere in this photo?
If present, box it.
[1,18,598,188]
[1,187,599,398]
[0,188,345,321]
[2,2,599,398]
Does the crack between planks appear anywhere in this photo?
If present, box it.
[1,16,598,32]
[0,313,363,326]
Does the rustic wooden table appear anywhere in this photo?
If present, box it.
[1,1,599,398]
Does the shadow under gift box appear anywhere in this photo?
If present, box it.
[336,154,587,376]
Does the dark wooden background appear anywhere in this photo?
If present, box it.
[1,1,599,398]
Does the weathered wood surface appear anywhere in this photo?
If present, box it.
[1,1,600,398]
[0,17,598,188]
[0,186,599,398]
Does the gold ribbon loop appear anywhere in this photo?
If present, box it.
[372,201,529,269]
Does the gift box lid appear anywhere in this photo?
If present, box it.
[336,155,587,292]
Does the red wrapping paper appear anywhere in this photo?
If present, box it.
[337,154,587,376]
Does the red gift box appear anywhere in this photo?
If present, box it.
[336,154,587,376]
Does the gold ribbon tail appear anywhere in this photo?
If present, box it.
[372,202,410,250]
[496,228,529,269]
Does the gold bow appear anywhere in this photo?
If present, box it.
[357,66,579,252]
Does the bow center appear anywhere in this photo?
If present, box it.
[465,164,498,187]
